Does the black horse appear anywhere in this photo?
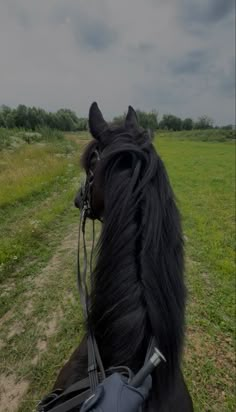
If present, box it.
[53,103,193,411]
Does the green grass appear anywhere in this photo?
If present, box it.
[0,127,65,149]
[0,132,85,311]
[0,129,88,411]
[0,130,235,412]
[157,128,235,142]
[154,136,235,411]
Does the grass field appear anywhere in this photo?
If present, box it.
[0,129,235,411]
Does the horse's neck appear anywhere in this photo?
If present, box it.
[90,217,150,372]
[90,165,185,387]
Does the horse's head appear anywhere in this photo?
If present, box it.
[74,102,153,220]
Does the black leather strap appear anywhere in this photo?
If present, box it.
[37,366,134,412]
[40,390,90,412]
[77,205,104,395]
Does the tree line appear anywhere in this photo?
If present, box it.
[0,104,233,132]
[114,111,233,131]
[0,105,87,131]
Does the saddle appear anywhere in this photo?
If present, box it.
[37,336,163,412]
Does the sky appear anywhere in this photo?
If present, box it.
[0,0,235,125]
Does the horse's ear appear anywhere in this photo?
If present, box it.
[125,106,139,130]
[89,102,108,140]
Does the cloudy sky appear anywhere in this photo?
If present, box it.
[0,0,235,125]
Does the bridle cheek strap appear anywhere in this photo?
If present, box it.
[77,201,106,393]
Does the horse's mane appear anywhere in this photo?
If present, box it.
[84,124,186,395]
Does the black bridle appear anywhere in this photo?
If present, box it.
[37,149,106,412]
[80,148,101,221]
[76,147,106,392]
[37,146,162,412]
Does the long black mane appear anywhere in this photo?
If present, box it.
[83,123,186,398]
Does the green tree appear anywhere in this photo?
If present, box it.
[113,110,158,131]
[113,114,125,125]
[159,114,182,131]
[0,112,5,127]
[221,124,233,130]
[36,108,47,127]
[55,110,74,131]
[194,116,214,129]
[5,113,16,128]
[0,105,11,117]
[28,107,39,130]
[136,110,158,130]
[76,118,88,131]
[15,105,28,128]
[182,118,193,130]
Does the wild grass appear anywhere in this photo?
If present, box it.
[0,130,234,412]
[0,131,82,304]
[0,127,65,148]
[157,128,235,142]
[0,146,70,207]
[154,137,235,411]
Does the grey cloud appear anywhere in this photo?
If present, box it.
[71,20,117,51]
[179,0,235,32]
[51,2,117,51]
[0,0,234,125]
[136,84,187,108]
[12,6,31,29]
[209,0,235,22]
[136,43,155,53]
[217,59,235,98]
[6,0,117,51]
[4,0,48,29]
[169,50,209,75]
[4,0,31,29]
[219,76,235,98]
[169,49,235,99]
